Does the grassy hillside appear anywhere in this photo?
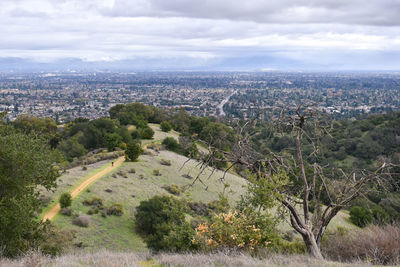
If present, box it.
[52,149,246,251]
[39,158,115,217]
[43,123,355,252]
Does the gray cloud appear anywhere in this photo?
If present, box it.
[0,0,399,70]
[104,0,400,26]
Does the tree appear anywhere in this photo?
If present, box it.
[160,121,172,132]
[57,132,87,161]
[103,132,123,151]
[262,109,391,258]
[140,126,154,139]
[199,122,236,151]
[13,114,57,136]
[0,125,59,257]
[195,107,392,259]
[125,141,143,161]
[135,195,194,251]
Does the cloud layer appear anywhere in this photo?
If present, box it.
[1,0,399,70]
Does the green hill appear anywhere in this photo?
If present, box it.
[42,123,355,252]
[51,150,246,251]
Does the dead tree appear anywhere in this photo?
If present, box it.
[191,106,393,259]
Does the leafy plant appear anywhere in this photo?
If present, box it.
[59,193,72,209]
[349,206,373,227]
[162,185,181,196]
[125,141,143,161]
[160,121,172,132]
[135,195,193,251]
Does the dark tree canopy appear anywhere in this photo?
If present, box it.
[0,125,59,257]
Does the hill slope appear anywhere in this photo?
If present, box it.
[51,149,247,251]
[44,123,355,252]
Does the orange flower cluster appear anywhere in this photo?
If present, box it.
[191,210,271,251]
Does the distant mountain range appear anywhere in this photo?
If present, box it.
[1,52,399,72]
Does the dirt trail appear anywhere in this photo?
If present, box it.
[42,156,125,221]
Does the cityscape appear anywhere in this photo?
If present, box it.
[1,71,399,123]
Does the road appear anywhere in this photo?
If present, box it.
[42,156,125,221]
[217,90,236,116]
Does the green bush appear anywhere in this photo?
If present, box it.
[83,196,103,207]
[162,137,180,152]
[271,239,307,254]
[153,169,161,176]
[59,193,72,209]
[162,184,181,196]
[350,206,373,227]
[125,141,143,161]
[160,121,172,132]
[135,195,193,251]
[40,225,75,256]
[107,203,123,216]
[140,126,155,139]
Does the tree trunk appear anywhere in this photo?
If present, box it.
[302,231,323,259]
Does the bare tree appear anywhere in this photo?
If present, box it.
[191,106,393,259]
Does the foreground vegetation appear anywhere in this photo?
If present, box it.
[0,250,374,267]
[1,104,399,265]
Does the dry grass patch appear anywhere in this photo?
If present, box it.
[0,250,372,267]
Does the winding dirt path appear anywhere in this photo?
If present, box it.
[42,156,125,221]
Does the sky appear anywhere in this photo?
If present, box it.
[1,0,400,71]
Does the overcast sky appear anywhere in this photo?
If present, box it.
[1,0,400,70]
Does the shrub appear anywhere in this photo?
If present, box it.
[87,208,99,215]
[117,170,128,178]
[140,126,155,139]
[73,215,90,227]
[184,143,199,159]
[208,194,230,213]
[192,210,276,251]
[107,203,123,216]
[59,193,72,209]
[40,226,75,256]
[160,159,172,166]
[160,121,172,132]
[322,224,400,265]
[162,185,181,196]
[129,168,136,173]
[38,195,52,207]
[162,137,180,152]
[83,196,103,207]
[125,141,143,162]
[61,208,72,216]
[182,174,193,179]
[349,206,373,227]
[135,195,192,251]
[82,166,87,171]
[153,169,161,176]
[101,208,108,218]
[272,239,307,254]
